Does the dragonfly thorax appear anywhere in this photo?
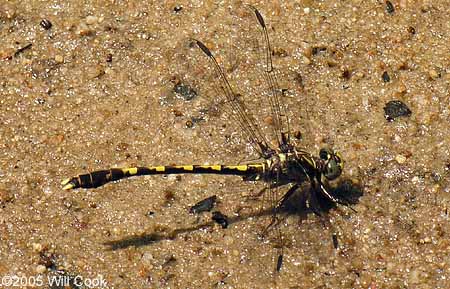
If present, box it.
[263,147,343,186]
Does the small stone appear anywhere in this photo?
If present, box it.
[185,120,194,128]
[409,269,420,284]
[173,5,183,13]
[223,235,234,246]
[106,53,113,62]
[173,82,197,101]
[36,264,47,274]
[22,58,32,65]
[264,116,274,126]
[54,55,64,63]
[0,189,12,203]
[302,55,311,65]
[43,186,52,195]
[382,71,390,83]
[384,100,412,121]
[353,71,365,81]
[385,1,395,14]
[395,154,406,164]
[303,7,311,14]
[394,82,407,97]
[141,252,154,265]
[32,243,43,252]
[407,26,416,35]
[77,23,92,36]
[86,15,98,25]
[40,19,52,30]
[427,68,440,80]
[3,5,16,19]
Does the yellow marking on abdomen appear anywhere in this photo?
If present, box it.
[248,164,266,172]
[122,167,138,175]
[224,165,249,171]
[198,165,221,170]
[173,165,193,171]
[155,166,166,172]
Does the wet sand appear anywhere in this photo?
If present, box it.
[1,0,449,288]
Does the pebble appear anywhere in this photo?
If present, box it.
[36,264,47,274]
[382,71,390,83]
[21,58,32,65]
[386,1,395,14]
[54,55,64,63]
[86,15,98,25]
[0,189,12,203]
[40,19,52,30]
[383,100,412,121]
[32,242,43,252]
[173,5,183,13]
[223,235,234,246]
[409,269,420,284]
[3,5,16,19]
[427,68,440,80]
[302,55,311,65]
[173,82,197,101]
[141,252,154,265]
[77,23,92,36]
[395,154,407,164]
[353,71,365,81]
[394,82,407,97]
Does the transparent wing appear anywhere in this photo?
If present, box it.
[189,39,276,159]
[244,6,293,153]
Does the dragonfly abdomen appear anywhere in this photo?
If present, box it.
[61,164,266,190]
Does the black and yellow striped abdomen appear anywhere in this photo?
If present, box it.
[61,164,266,190]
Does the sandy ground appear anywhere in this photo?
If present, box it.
[1,0,449,288]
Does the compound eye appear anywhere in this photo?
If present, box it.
[324,158,342,180]
[319,148,343,180]
[319,148,332,160]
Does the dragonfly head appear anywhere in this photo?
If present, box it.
[319,147,343,180]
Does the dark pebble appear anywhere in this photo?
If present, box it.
[384,100,412,121]
[106,53,113,62]
[311,46,327,56]
[40,19,52,30]
[342,68,351,80]
[174,82,197,101]
[185,120,194,128]
[189,195,217,214]
[386,1,395,14]
[332,233,339,249]
[211,211,228,228]
[174,5,183,13]
[382,71,390,83]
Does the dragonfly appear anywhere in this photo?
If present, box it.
[61,6,350,271]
